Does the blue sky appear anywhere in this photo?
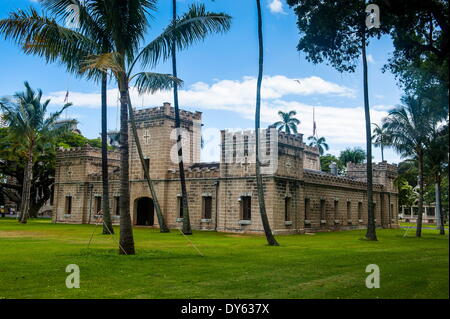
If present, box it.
[0,0,405,163]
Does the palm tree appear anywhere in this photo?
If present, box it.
[0,1,115,234]
[255,0,279,246]
[307,136,329,155]
[383,95,440,237]
[0,82,71,223]
[83,0,231,250]
[273,110,300,134]
[169,1,231,235]
[424,123,448,235]
[372,123,390,162]
[339,147,366,166]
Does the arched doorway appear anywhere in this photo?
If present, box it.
[135,197,155,226]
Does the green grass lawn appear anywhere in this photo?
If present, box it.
[0,218,448,299]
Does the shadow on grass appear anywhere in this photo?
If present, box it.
[78,248,205,260]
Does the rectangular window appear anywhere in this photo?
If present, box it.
[241,196,251,220]
[304,198,310,220]
[334,200,339,220]
[114,196,120,216]
[285,197,291,221]
[202,196,212,219]
[358,202,363,220]
[347,201,352,220]
[95,196,102,214]
[65,196,72,214]
[320,199,326,220]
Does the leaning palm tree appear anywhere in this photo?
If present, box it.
[82,0,232,251]
[273,110,300,134]
[0,82,71,223]
[0,2,116,234]
[383,95,439,237]
[307,135,329,155]
[371,123,391,162]
[255,0,278,246]
[169,1,231,235]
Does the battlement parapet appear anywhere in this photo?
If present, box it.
[347,161,397,172]
[275,128,304,148]
[133,103,202,124]
[168,162,220,179]
[56,145,120,161]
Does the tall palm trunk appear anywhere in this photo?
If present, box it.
[416,149,424,237]
[362,31,377,241]
[127,93,170,233]
[255,0,279,246]
[118,72,135,255]
[101,72,113,234]
[435,172,445,235]
[172,0,192,235]
[381,144,384,162]
[19,143,33,224]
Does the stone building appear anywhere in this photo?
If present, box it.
[52,103,399,233]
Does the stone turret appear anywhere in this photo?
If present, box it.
[346,161,398,192]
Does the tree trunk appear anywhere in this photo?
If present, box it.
[127,93,170,233]
[362,31,377,241]
[118,73,135,255]
[416,150,424,237]
[381,145,384,162]
[101,72,114,235]
[255,0,279,246]
[172,0,192,235]
[19,144,34,224]
[436,172,445,235]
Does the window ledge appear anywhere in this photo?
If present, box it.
[391,218,396,222]
[304,219,312,225]
[64,214,71,218]
[347,219,353,224]
[284,221,293,226]
[320,219,327,224]
[239,220,252,225]
[112,215,120,219]
[176,217,183,223]
[201,218,212,223]
[334,220,341,224]
[358,219,364,223]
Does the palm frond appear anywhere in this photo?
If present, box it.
[135,4,231,71]
[81,52,123,74]
[132,72,183,94]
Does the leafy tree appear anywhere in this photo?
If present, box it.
[383,95,445,237]
[395,177,417,208]
[424,123,448,235]
[169,1,231,235]
[378,0,449,90]
[255,0,278,246]
[287,0,384,240]
[0,0,115,233]
[308,136,329,156]
[320,154,345,175]
[372,123,391,162]
[273,110,300,134]
[339,147,367,167]
[0,82,70,223]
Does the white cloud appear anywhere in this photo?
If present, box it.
[268,0,286,14]
[367,54,375,64]
[45,75,390,162]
